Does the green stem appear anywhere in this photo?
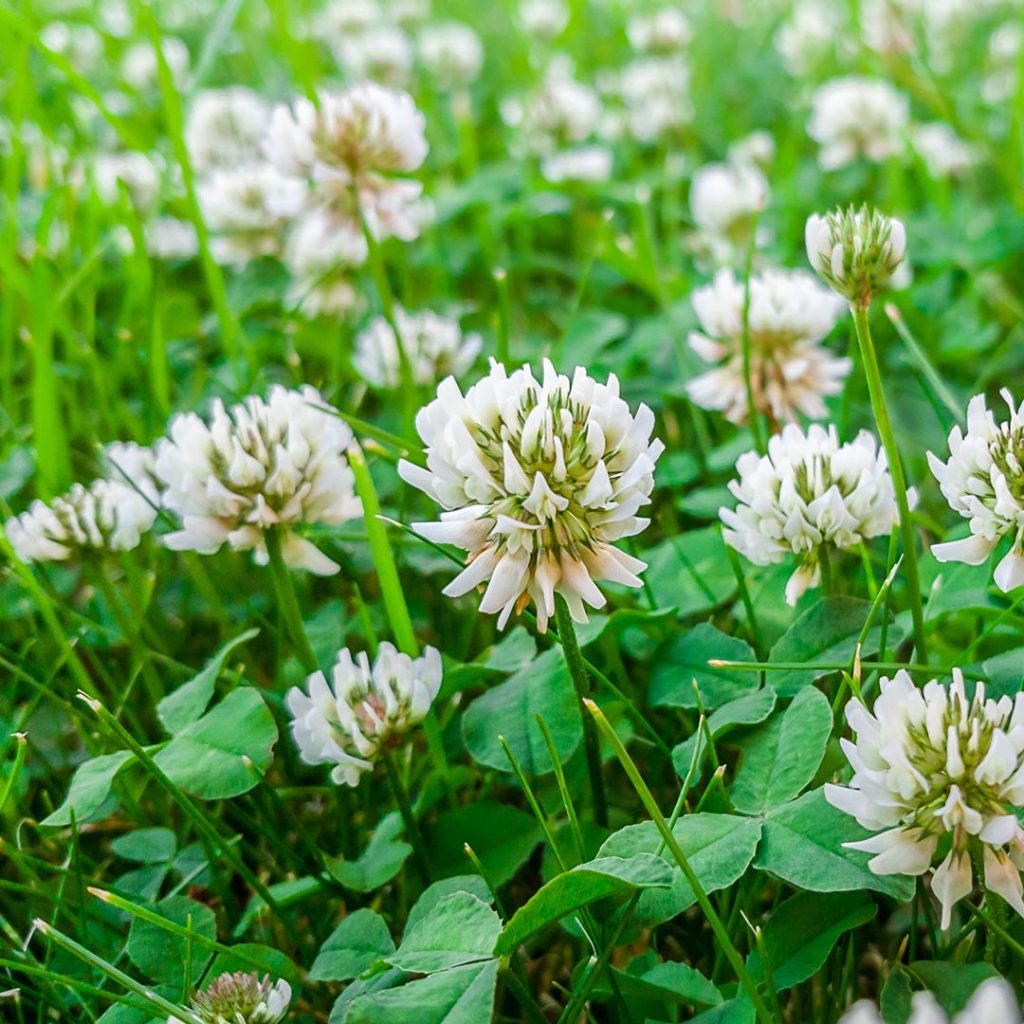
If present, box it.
[381,747,432,886]
[851,306,928,661]
[553,596,607,828]
[818,546,834,597]
[494,267,510,365]
[263,527,317,674]
[586,699,777,1024]
[740,215,766,452]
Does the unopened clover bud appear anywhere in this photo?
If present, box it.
[805,205,906,309]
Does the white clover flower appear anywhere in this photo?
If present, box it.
[541,145,613,184]
[827,670,1024,929]
[287,643,442,786]
[627,8,692,54]
[860,0,917,56]
[417,22,484,89]
[984,23,1021,105]
[336,25,414,88]
[398,359,663,632]
[185,87,271,173]
[928,391,1024,593]
[616,57,692,143]
[40,21,103,73]
[170,971,291,1024]
[104,441,162,505]
[89,151,162,212]
[154,385,361,575]
[721,424,902,605]
[910,122,975,179]
[775,0,846,76]
[121,37,190,91]
[687,268,849,426]
[727,130,776,170]
[284,209,367,319]
[507,63,602,155]
[145,216,199,261]
[264,84,428,241]
[354,307,482,389]
[198,164,305,266]
[807,77,909,170]
[689,161,769,249]
[520,0,569,41]
[387,0,431,28]
[310,0,382,40]
[5,480,157,563]
[840,979,1021,1024]
[805,205,907,309]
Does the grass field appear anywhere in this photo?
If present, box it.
[5,1,1024,1022]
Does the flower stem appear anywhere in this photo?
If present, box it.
[263,527,317,674]
[851,306,928,661]
[740,215,766,453]
[553,596,608,828]
[381,747,432,886]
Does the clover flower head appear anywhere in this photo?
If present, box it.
[40,22,103,74]
[146,216,199,261]
[839,978,1021,1024]
[910,122,975,179]
[173,972,291,1024]
[198,163,305,266]
[721,423,901,605]
[689,161,768,255]
[185,87,271,173]
[6,480,157,563]
[105,441,162,505]
[616,57,692,143]
[154,385,361,575]
[311,0,381,40]
[398,359,663,632]
[506,62,602,155]
[805,205,907,309]
[727,130,776,170]
[627,8,692,54]
[520,0,568,41]
[121,37,189,91]
[807,76,909,170]
[354,307,482,389]
[336,25,414,88]
[541,145,613,184]
[928,390,1024,593]
[90,151,162,212]
[264,84,428,241]
[417,22,484,89]
[287,643,442,786]
[775,1,846,76]
[284,209,367,319]
[826,670,1024,929]
[687,268,849,425]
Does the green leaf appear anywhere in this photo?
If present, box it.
[650,624,757,710]
[153,687,277,800]
[690,996,755,1024]
[462,647,581,774]
[645,528,736,618]
[41,750,134,827]
[755,788,915,900]
[126,895,216,985]
[730,688,832,814]
[907,961,1000,1015]
[425,801,542,887]
[386,892,501,973]
[344,959,498,1024]
[746,892,877,990]
[605,961,722,1008]
[768,597,901,696]
[881,965,914,1024]
[311,909,395,982]
[495,854,674,955]
[672,688,777,777]
[207,943,302,991]
[157,628,259,733]
[405,876,494,933]
[327,813,412,893]
[482,626,536,673]
[599,814,762,926]
[557,308,629,366]
[110,828,176,864]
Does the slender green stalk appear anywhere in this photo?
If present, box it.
[585,698,776,1024]
[32,920,204,1024]
[263,527,317,674]
[0,732,27,814]
[851,306,928,661]
[536,716,586,864]
[739,215,765,452]
[553,596,607,828]
[818,546,834,597]
[494,267,510,365]
[381,748,432,886]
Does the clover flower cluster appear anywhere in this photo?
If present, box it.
[170,971,291,1024]
[805,206,907,308]
[721,424,902,605]
[827,671,1024,929]
[287,643,442,786]
[689,160,769,265]
[687,268,849,425]
[928,391,1024,593]
[503,61,602,156]
[398,359,663,632]
[807,77,909,170]
[353,307,483,389]
[155,385,361,575]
